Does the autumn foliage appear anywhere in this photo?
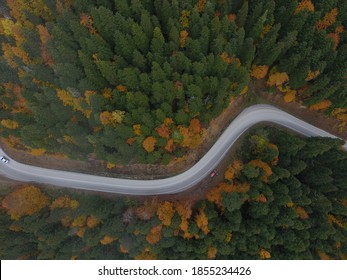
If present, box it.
[259,248,271,259]
[143,136,157,152]
[146,224,162,244]
[267,72,289,87]
[2,185,49,220]
[207,246,218,259]
[195,207,209,234]
[249,159,273,182]
[157,201,175,226]
[180,30,189,48]
[309,100,332,111]
[295,0,314,14]
[316,8,338,31]
[250,64,268,80]
[1,119,19,129]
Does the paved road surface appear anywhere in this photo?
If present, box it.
[0,104,346,195]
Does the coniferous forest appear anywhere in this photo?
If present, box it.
[0,0,347,260]
[0,0,347,164]
[0,129,346,260]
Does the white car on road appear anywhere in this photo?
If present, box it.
[0,156,9,163]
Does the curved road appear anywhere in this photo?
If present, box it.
[0,104,346,195]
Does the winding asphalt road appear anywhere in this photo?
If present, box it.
[0,104,346,195]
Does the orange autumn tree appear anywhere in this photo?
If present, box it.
[249,159,273,182]
[86,215,100,228]
[316,8,338,31]
[175,201,193,238]
[267,72,289,87]
[309,100,332,111]
[146,224,162,244]
[295,206,309,219]
[133,124,142,136]
[37,24,54,66]
[196,206,209,235]
[179,30,188,48]
[259,248,271,259]
[155,123,171,139]
[207,246,218,259]
[327,26,344,50]
[143,136,157,152]
[305,70,321,81]
[196,0,207,13]
[295,0,314,14]
[157,201,175,226]
[2,185,49,220]
[224,160,243,181]
[100,236,116,245]
[250,64,268,79]
[50,195,79,210]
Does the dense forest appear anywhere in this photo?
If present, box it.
[0,128,346,260]
[0,0,346,164]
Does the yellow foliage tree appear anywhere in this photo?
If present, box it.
[143,136,157,152]
[135,249,156,260]
[1,119,19,129]
[0,18,15,36]
[30,148,46,156]
[157,201,175,226]
[220,52,241,66]
[309,100,332,111]
[56,89,83,113]
[180,10,190,29]
[267,72,289,87]
[86,215,100,228]
[111,110,125,124]
[305,70,320,81]
[50,195,79,211]
[284,90,296,103]
[2,185,49,220]
[250,65,268,79]
[175,201,193,238]
[196,207,209,234]
[100,236,116,245]
[259,248,271,259]
[133,124,141,136]
[71,215,87,228]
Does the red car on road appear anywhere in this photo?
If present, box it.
[210,170,218,177]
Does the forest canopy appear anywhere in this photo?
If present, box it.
[1,128,346,260]
[0,0,346,164]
